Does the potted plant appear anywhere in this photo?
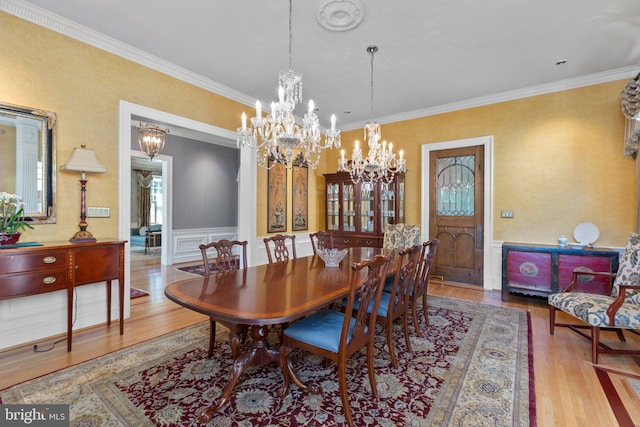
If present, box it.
[0,192,33,245]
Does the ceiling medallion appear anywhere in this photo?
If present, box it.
[317,0,365,32]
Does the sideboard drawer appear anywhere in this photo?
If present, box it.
[332,234,383,249]
[0,268,69,300]
[558,254,614,295]
[506,251,552,292]
[0,250,68,274]
[335,236,356,248]
[354,237,378,247]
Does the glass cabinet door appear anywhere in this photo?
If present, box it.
[380,181,396,229]
[342,182,355,232]
[359,181,375,233]
[397,175,405,223]
[326,182,340,231]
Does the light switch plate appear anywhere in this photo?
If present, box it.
[87,206,110,218]
[501,210,514,218]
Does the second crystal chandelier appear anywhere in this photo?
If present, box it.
[237,0,341,169]
[338,45,406,183]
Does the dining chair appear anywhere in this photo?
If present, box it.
[310,231,335,255]
[549,232,640,364]
[198,239,249,358]
[277,253,391,427]
[358,244,422,368]
[409,239,439,336]
[200,239,248,275]
[264,234,297,263]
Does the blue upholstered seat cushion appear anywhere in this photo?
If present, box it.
[349,292,391,318]
[548,292,640,328]
[283,310,357,353]
[344,291,390,317]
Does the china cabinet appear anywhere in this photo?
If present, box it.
[324,172,405,248]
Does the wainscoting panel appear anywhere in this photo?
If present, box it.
[171,227,238,264]
[252,233,315,266]
[0,280,120,351]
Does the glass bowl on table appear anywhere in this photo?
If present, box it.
[317,248,348,267]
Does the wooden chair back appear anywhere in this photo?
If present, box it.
[310,231,335,254]
[378,244,422,367]
[199,239,248,275]
[409,238,439,334]
[263,234,297,263]
[341,254,391,354]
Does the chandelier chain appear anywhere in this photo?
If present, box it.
[370,46,374,114]
[288,0,293,70]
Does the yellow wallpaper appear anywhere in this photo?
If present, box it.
[2,11,635,247]
[322,82,635,247]
[1,11,247,242]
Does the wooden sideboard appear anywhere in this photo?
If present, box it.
[0,240,126,351]
[502,242,619,301]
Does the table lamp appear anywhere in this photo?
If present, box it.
[60,145,106,242]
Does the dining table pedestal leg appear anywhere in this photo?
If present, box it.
[197,325,278,424]
[277,345,322,398]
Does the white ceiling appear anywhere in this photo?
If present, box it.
[7,0,640,130]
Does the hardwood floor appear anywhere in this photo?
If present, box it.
[1,255,639,426]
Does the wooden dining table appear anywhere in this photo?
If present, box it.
[164,246,388,422]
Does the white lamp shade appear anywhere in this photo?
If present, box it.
[60,147,106,173]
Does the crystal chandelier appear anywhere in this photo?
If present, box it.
[338,45,406,183]
[136,123,168,161]
[237,0,341,170]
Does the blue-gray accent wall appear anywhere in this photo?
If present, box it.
[132,130,239,228]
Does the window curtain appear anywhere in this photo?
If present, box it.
[622,72,640,158]
[621,72,640,232]
[136,170,153,228]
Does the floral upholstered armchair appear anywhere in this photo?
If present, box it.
[548,232,640,364]
[383,223,421,251]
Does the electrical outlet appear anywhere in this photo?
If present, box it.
[501,210,514,218]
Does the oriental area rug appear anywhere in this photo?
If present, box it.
[176,263,209,276]
[0,297,535,426]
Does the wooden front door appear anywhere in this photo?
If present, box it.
[429,145,484,285]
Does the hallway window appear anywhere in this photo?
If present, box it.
[150,176,163,225]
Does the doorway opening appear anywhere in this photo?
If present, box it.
[118,101,257,306]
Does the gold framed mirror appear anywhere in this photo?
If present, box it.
[0,102,56,223]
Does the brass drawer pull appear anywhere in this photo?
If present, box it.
[42,276,57,285]
[43,256,57,264]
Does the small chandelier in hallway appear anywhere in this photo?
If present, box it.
[137,123,168,161]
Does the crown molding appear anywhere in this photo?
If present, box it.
[0,0,256,108]
[340,65,640,131]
